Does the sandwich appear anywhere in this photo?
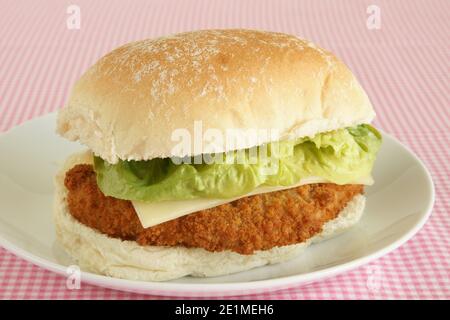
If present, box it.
[54,29,382,281]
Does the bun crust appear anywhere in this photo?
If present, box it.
[53,152,366,281]
[57,29,375,163]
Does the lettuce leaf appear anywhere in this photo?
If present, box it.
[94,124,382,202]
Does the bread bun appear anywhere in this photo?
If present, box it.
[57,29,375,163]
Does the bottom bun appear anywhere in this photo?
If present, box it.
[53,152,366,282]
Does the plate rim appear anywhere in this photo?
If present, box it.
[0,113,435,296]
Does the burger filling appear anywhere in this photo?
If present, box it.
[63,125,381,254]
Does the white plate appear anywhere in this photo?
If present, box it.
[0,113,434,297]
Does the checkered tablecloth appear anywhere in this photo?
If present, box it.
[0,0,448,299]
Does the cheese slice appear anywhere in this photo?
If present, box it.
[132,175,374,228]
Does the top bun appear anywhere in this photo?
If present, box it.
[57,29,375,163]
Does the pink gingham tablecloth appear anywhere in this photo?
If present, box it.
[0,0,448,299]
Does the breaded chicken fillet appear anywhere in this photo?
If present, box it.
[64,164,364,255]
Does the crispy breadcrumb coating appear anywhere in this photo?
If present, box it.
[64,164,363,254]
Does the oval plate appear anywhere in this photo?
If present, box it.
[0,113,434,297]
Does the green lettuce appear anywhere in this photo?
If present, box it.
[94,124,382,202]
